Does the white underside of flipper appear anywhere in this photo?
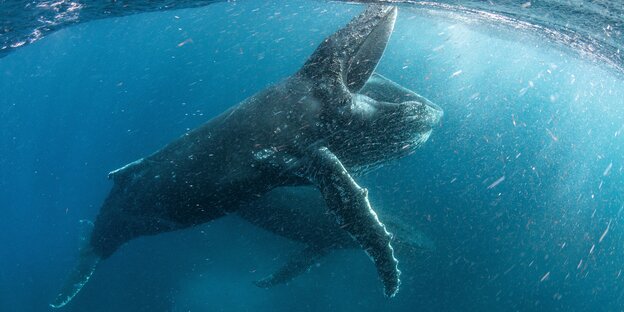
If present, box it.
[50,220,101,308]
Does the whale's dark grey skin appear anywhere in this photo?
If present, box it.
[51,5,443,308]
[236,186,435,288]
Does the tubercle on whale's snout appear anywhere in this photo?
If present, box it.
[425,102,444,127]
[401,99,443,129]
[423,99,444,125]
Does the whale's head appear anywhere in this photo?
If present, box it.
[336,74,443,172]
[297,5,443,173]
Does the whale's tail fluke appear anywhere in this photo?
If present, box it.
[50,220,101,309]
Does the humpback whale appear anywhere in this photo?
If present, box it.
[236,186,435,288]
[51,5,443,307]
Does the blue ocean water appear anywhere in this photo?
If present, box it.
[1,1,623,311]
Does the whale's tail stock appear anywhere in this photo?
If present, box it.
[50,220,101,309]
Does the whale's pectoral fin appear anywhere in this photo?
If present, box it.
[254,246,330,288]
[298,5,397,93]
[50,220,101,309]
[301,146,400,297]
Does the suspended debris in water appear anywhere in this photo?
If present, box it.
[603,162,613,176]
[487,176,505,189]
[546,128,559,142]
[177,38,193,47]
[599,219,611,243]
[450,70,462,78]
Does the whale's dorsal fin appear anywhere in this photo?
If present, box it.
[298,5,397,93]
[254,246,330,288]
[107,158,144,181]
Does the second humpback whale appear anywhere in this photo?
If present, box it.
[236,186,435,288]
[51,5,443,307]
